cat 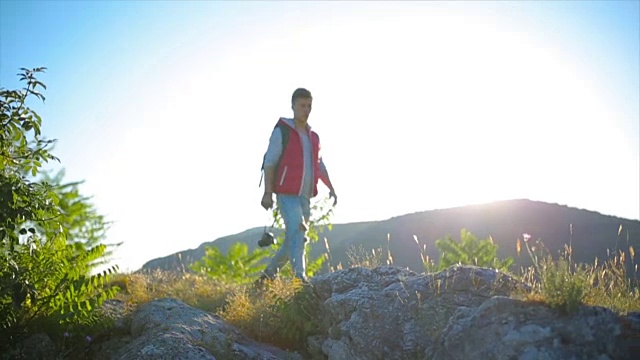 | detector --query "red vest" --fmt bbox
[274,118,322,197]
